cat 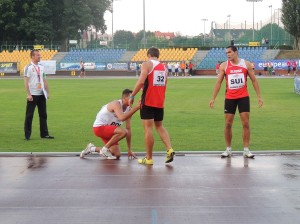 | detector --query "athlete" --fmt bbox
[80,89,140,159]
[79,60,85,78]
[129,47,175,165]
[209,45,263,158]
